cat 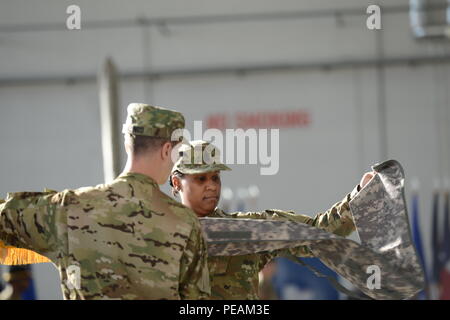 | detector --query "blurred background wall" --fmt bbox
[0,0,449,299]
